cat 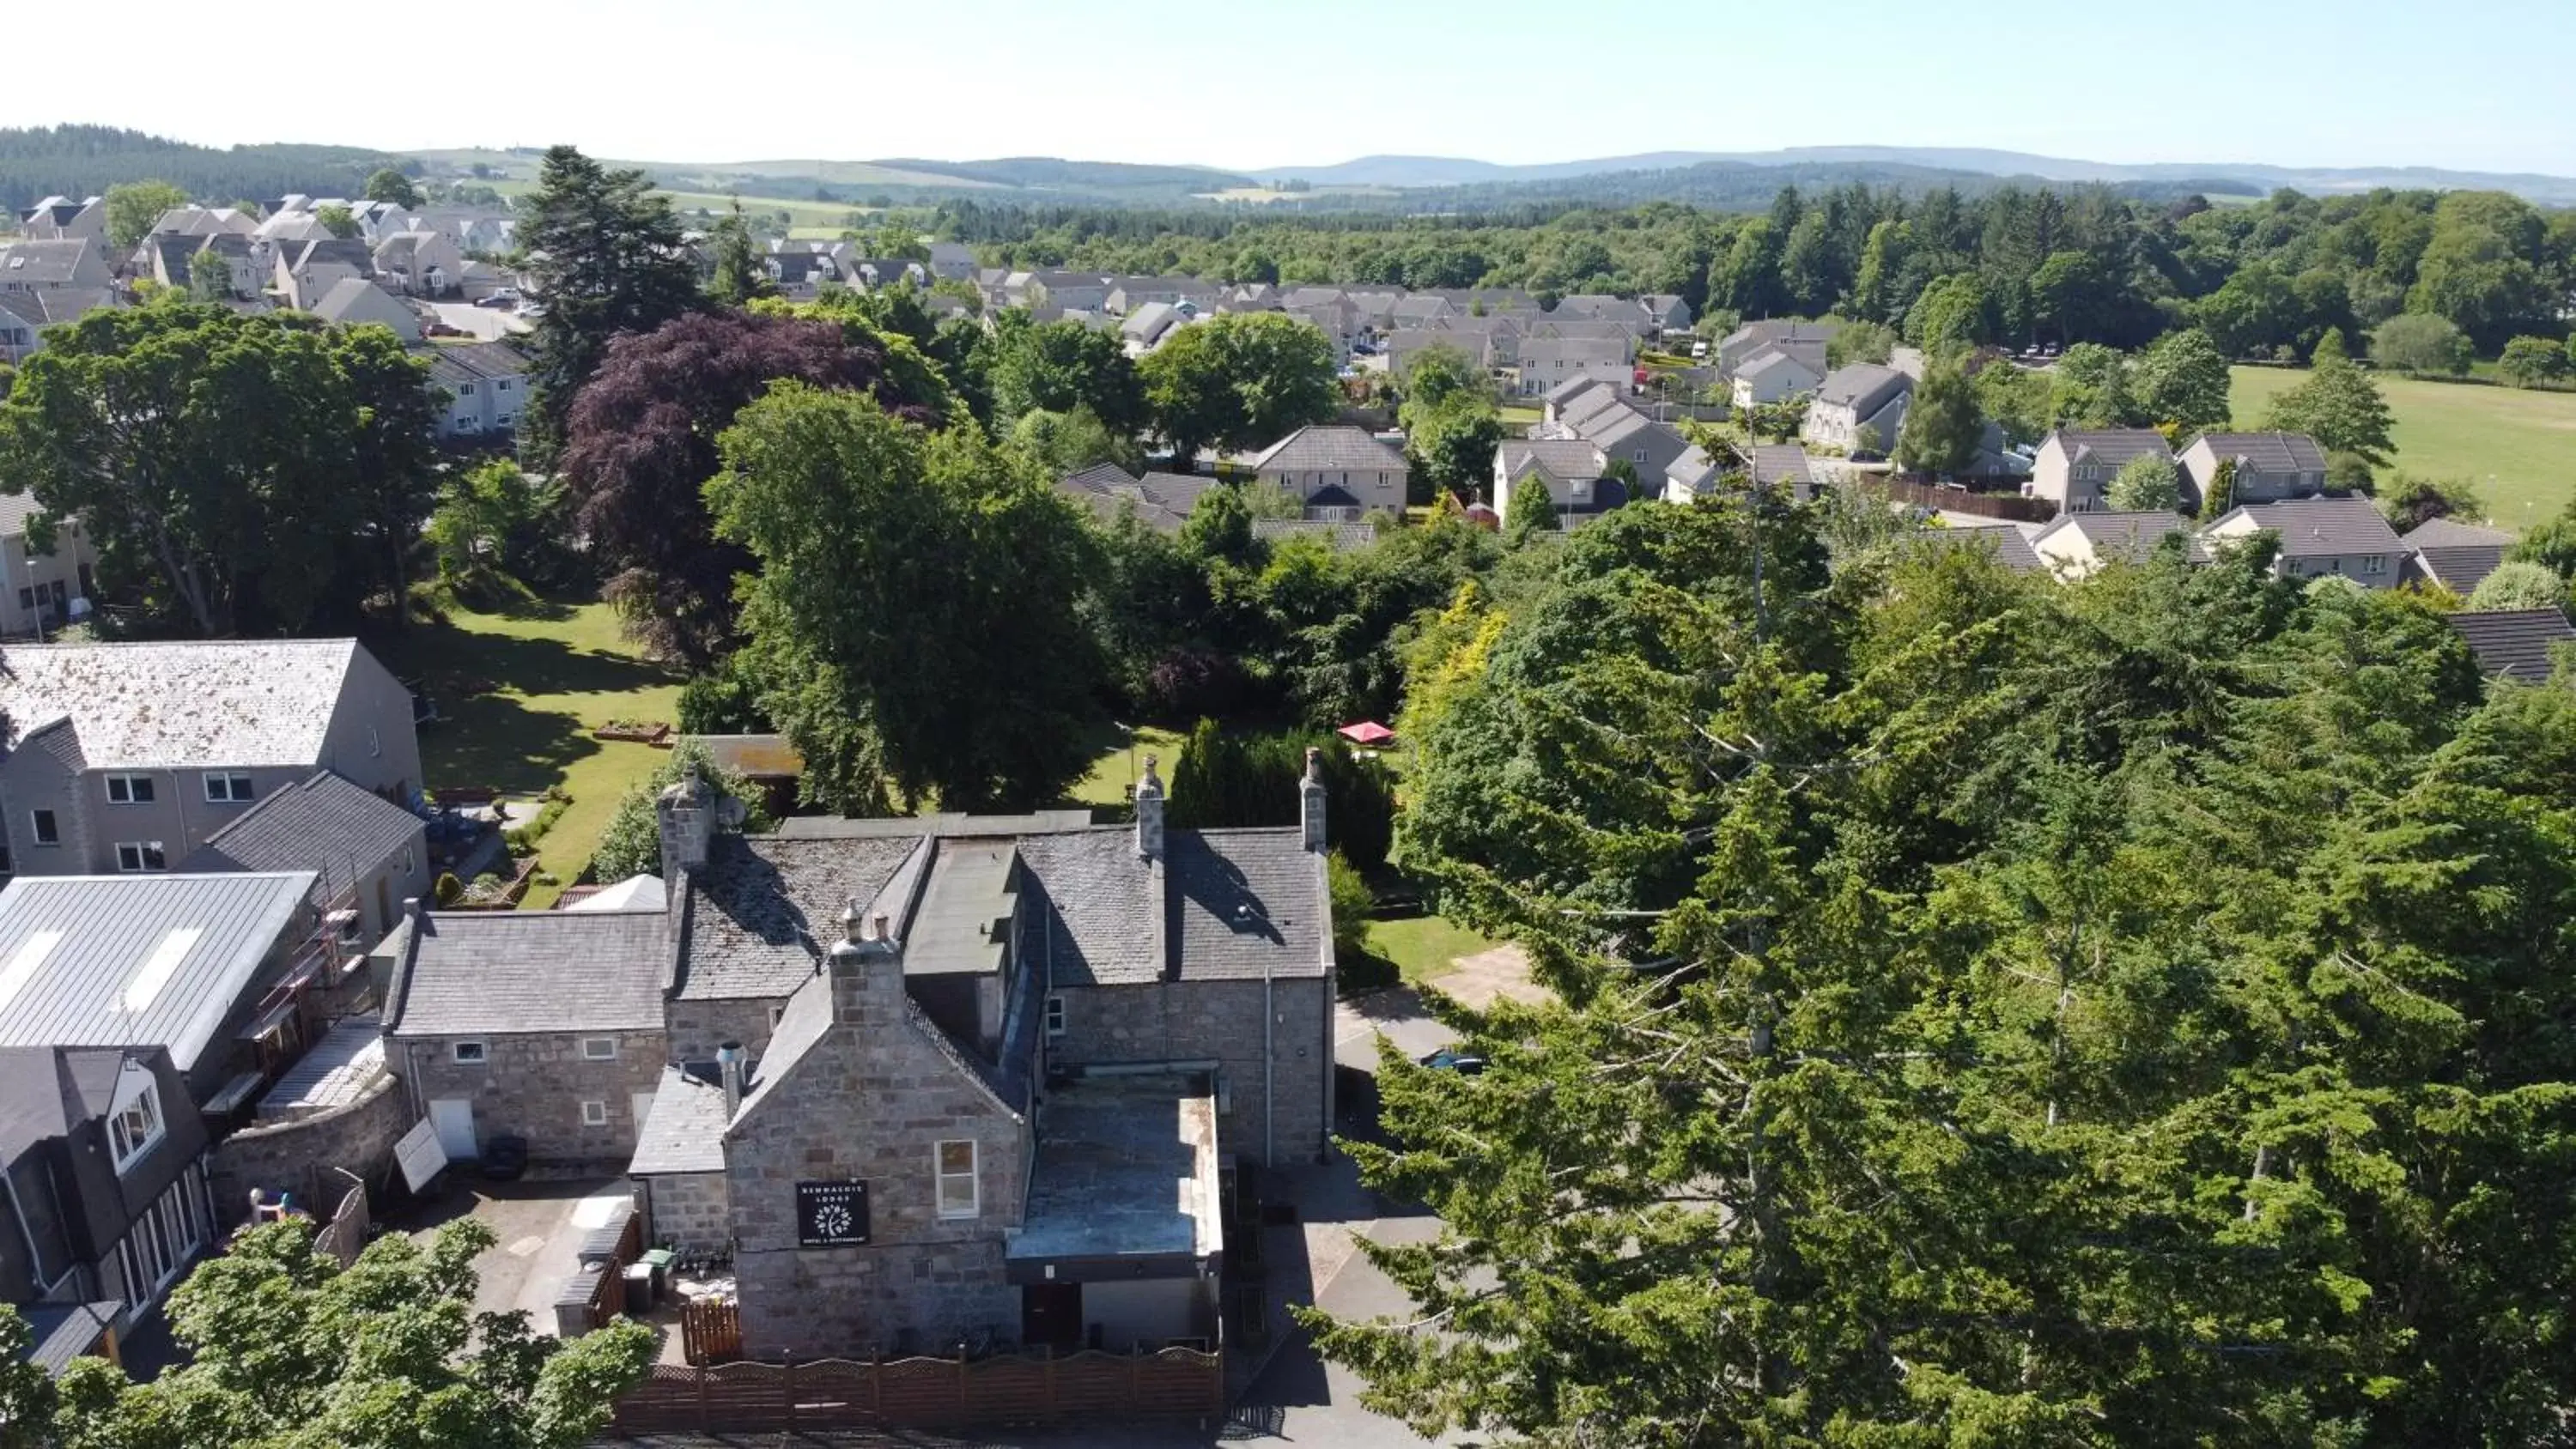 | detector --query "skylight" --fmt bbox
[0,930,64,1013]
[122,927,204,1014]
